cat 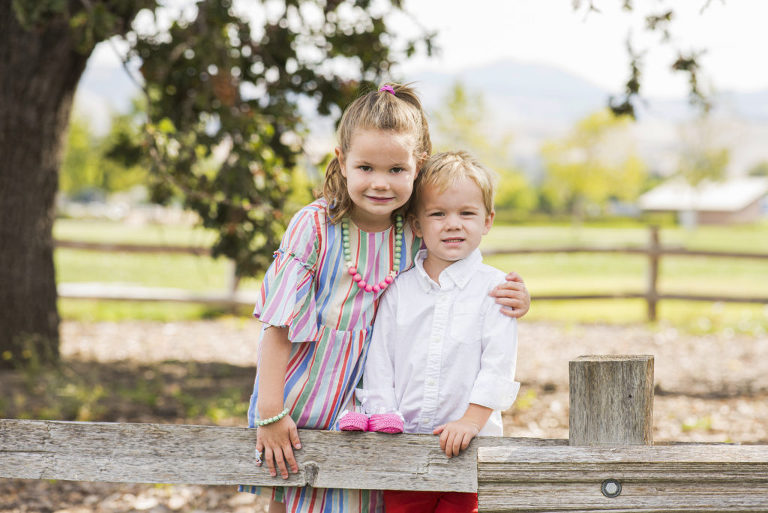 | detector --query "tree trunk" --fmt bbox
[0,6,91,368]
